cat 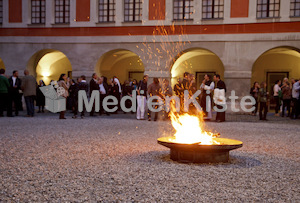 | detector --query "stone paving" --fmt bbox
[0,111,299,202]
